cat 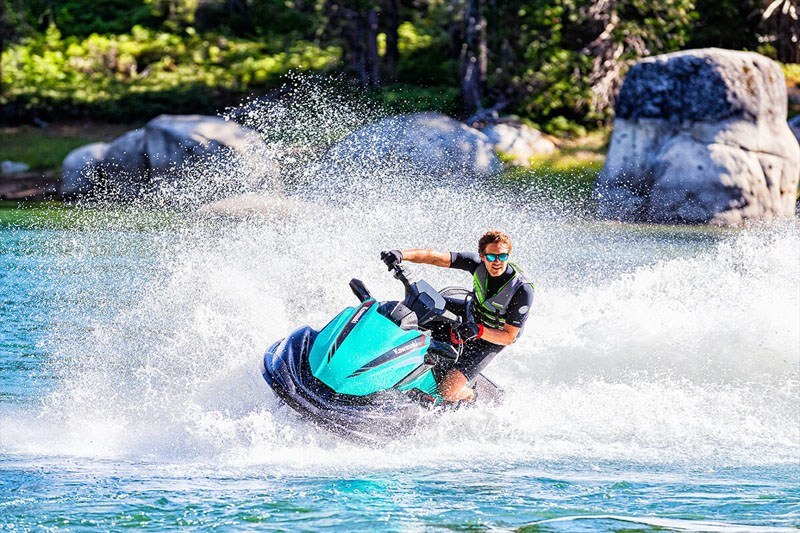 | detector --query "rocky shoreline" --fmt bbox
[3,48,799,226]
[0,172,59,201]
